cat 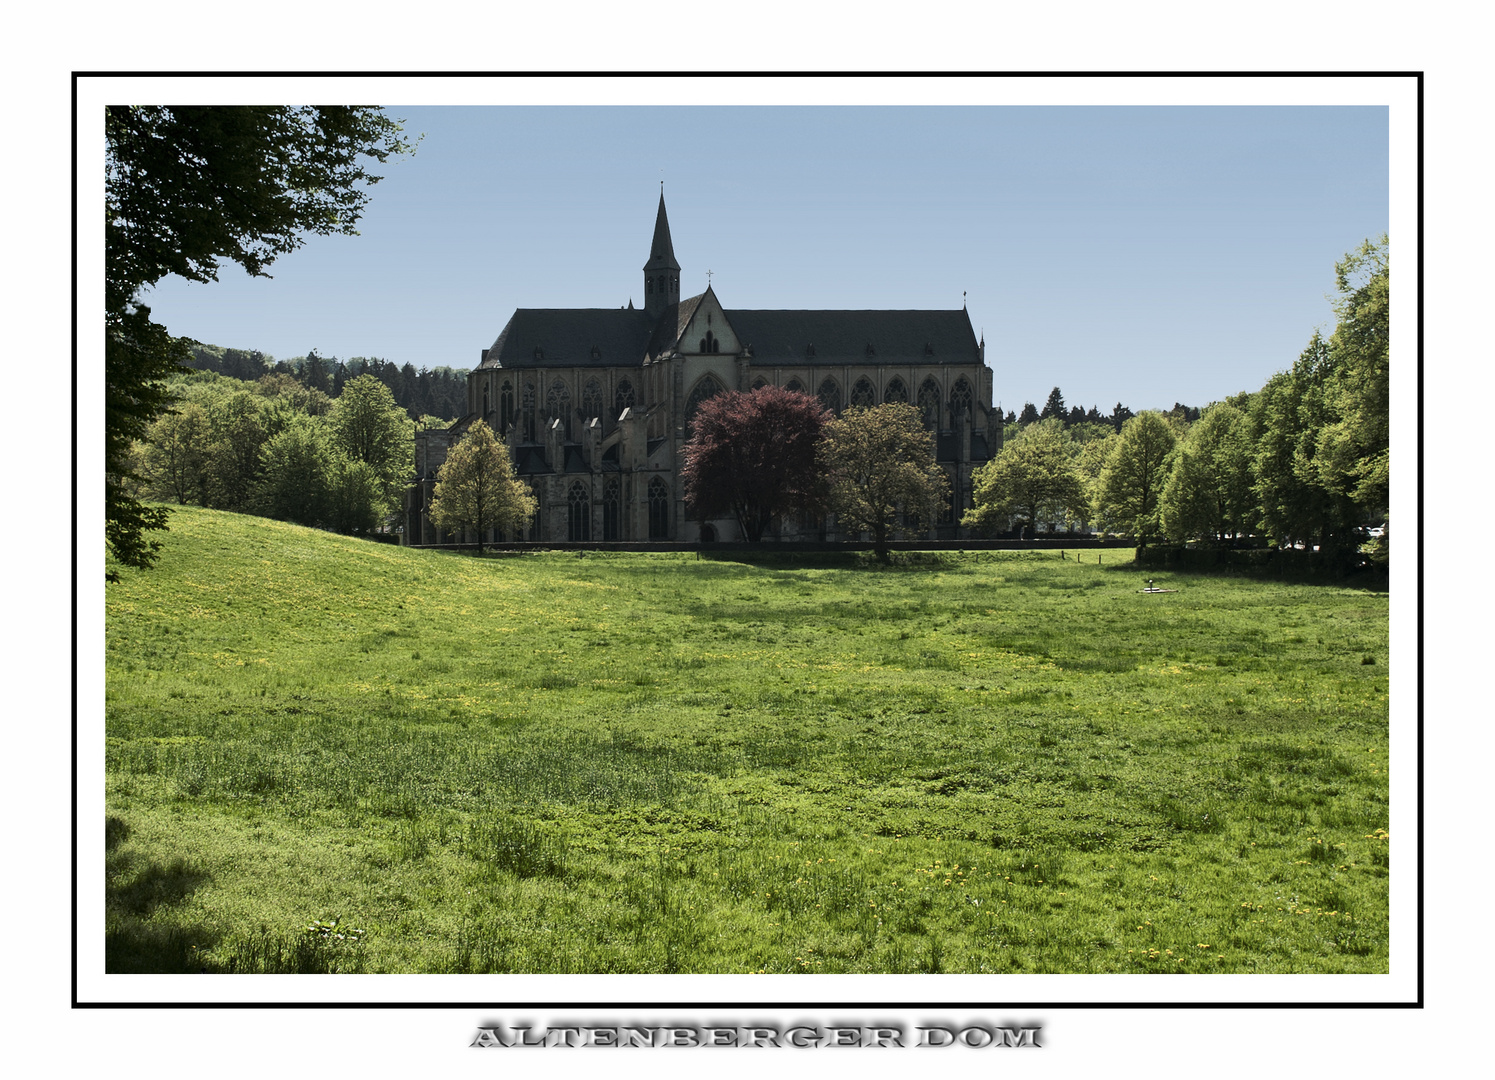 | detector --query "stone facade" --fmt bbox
[404,194,998,545]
